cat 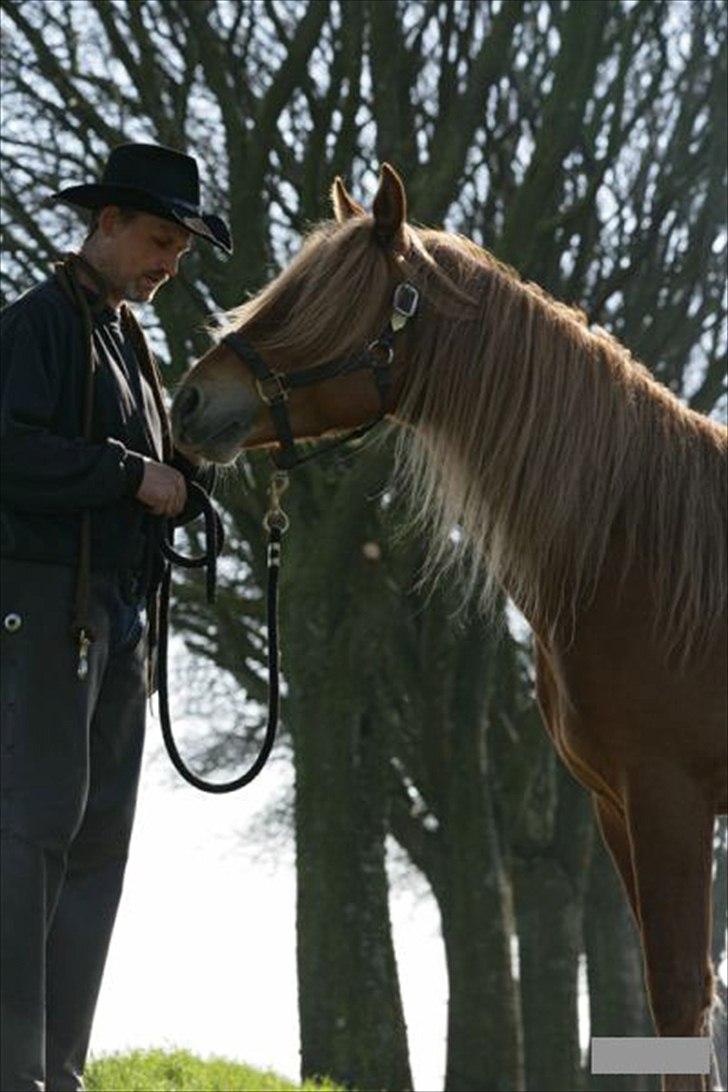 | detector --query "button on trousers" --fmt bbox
[1,559,147,1092]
